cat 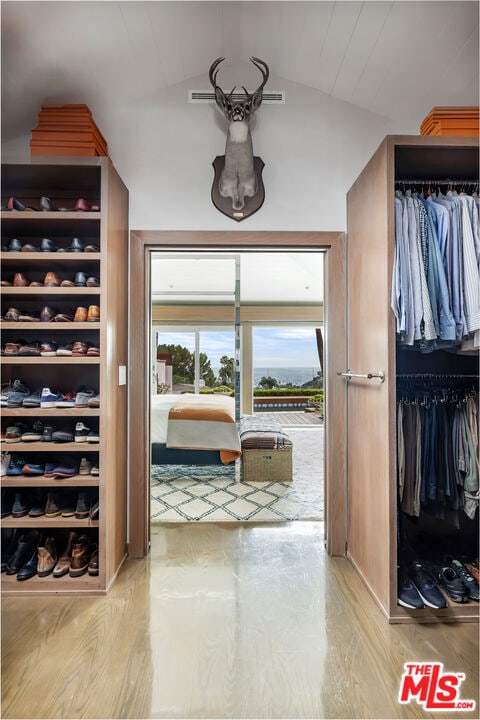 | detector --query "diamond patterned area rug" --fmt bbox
[151,426,323,522]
